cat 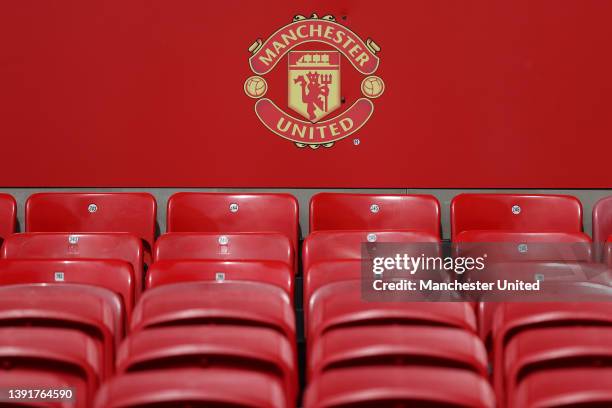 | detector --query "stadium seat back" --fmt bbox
[1,232,144,295]
[451,194,583,238]
[0,370,88,407]
[153,232,294,268]
[131,281,296,343]
[304,366,495,408]
[303,230,441,273]
[26,192,156,254]
[453,231,593,262]
[167,192,299,255]
[304,260,363,313]
[117,326,296,406]
[309,193,440,236]
[504,327,612,407]
[474,262,612,343]
[593,196,612,258]
[0,327,103,404]
[308,325,488,381]
[93,368,287,408]
[307,280,476,340]
[0,259,136,319]
[0,193,16,242]
[0,284,125,376]
[146,260,293,299]
[303,260,452,327]
[514,367,612,408]
[492,302,612,405]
